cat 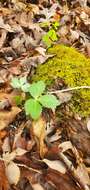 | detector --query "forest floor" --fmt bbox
[0,0,90,190]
